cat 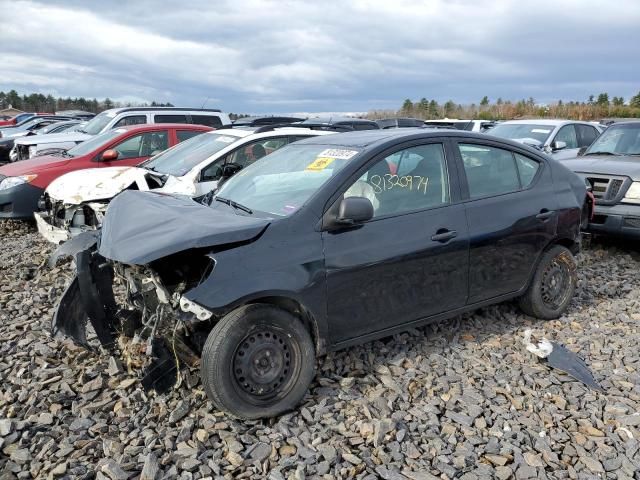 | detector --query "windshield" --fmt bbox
[142,132,241,176]
[489,123,554,144]
[65,129,124,157]
[585,123,640,155]
[215,144,360,217]
[81,111,114,135]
